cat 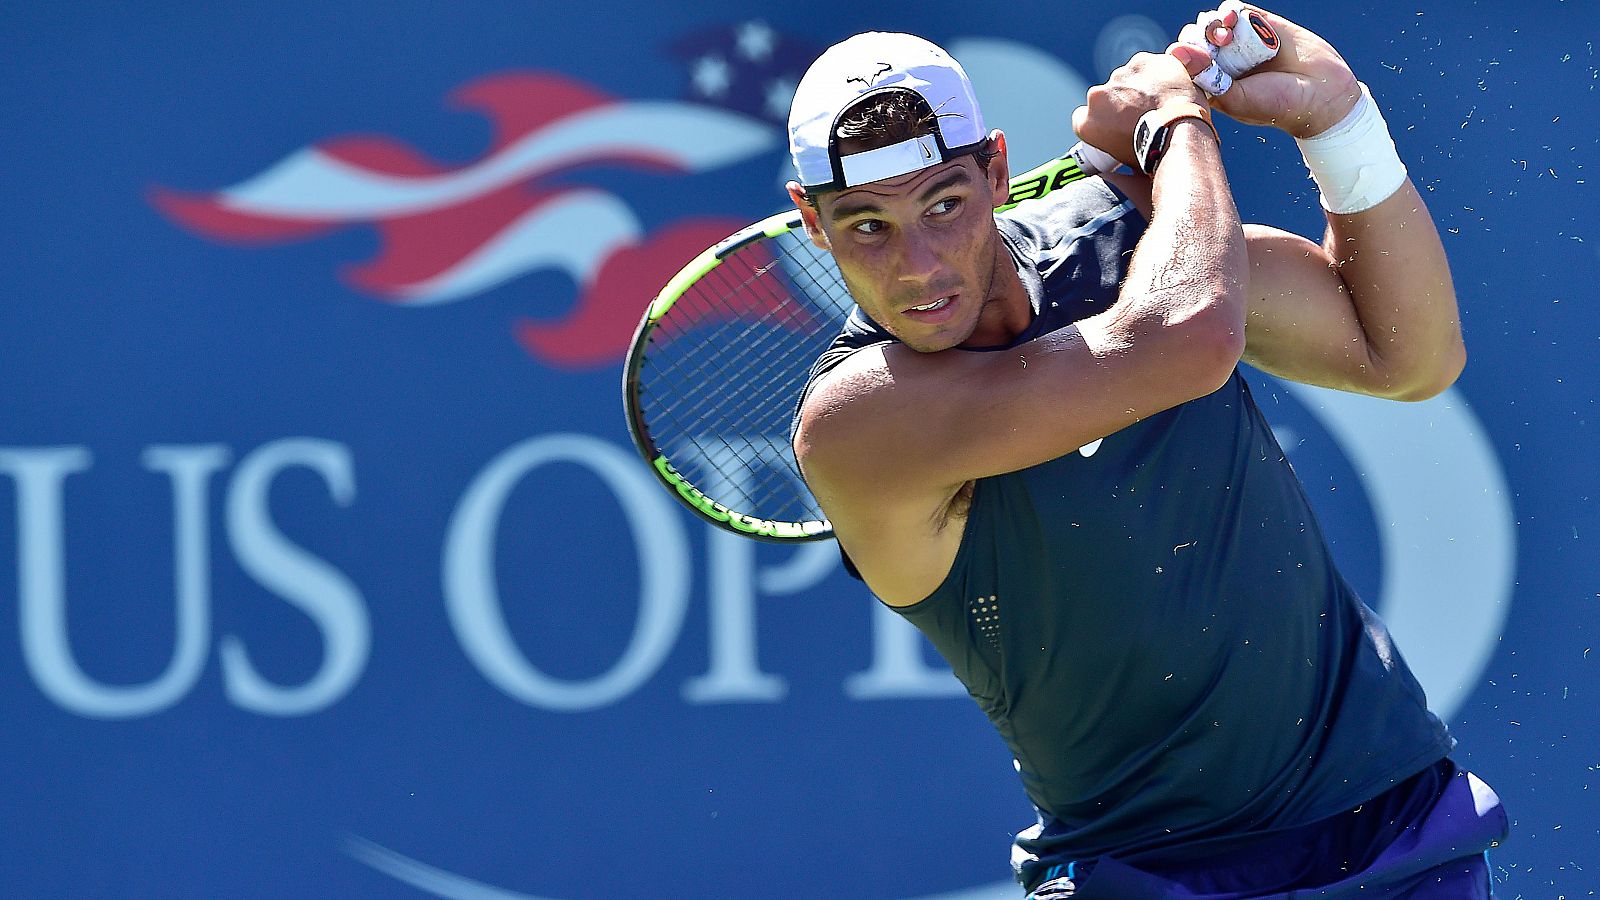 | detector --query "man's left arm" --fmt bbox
[1241,183,1463,401]
[1176,6,1466,400]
